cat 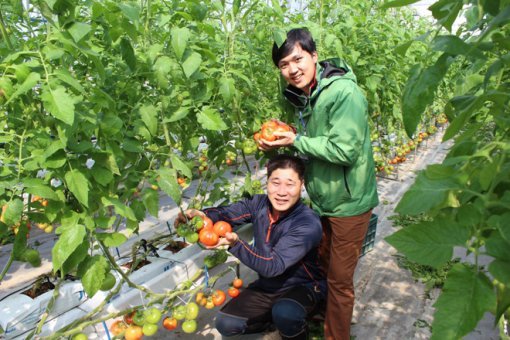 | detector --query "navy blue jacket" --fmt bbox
[204,194,325,293]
